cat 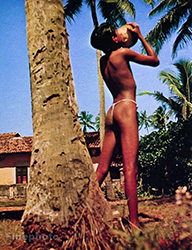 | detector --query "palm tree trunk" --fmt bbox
[186,77,191,117]
[96,50,105,146]
[91,0,116,201]
[22,0,113,248]
[182,101,187,120]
